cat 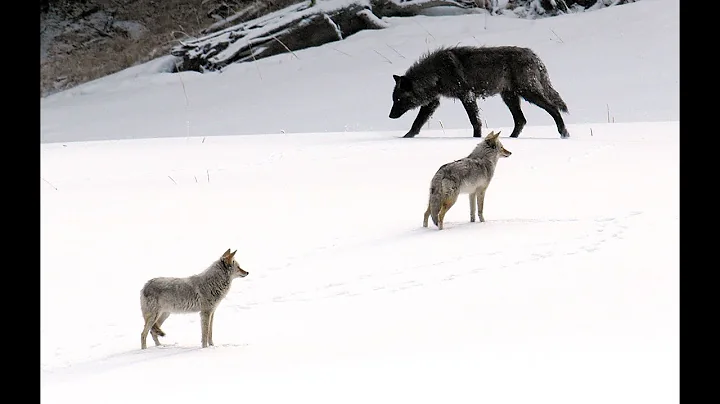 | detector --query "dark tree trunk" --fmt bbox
[170,0,629,73]
[171,0,478,72]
